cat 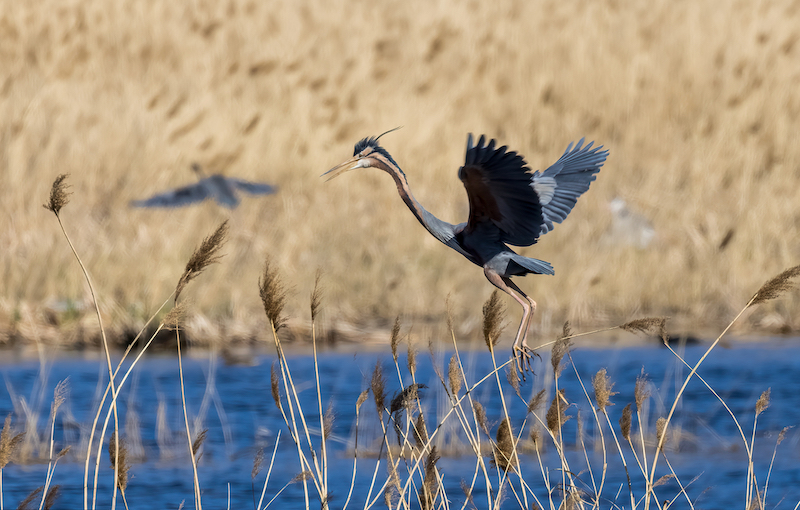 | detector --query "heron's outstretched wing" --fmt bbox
[130,183,211,208]
[229,179,277,195]
[458,134,544,246]
[532,138,609,236]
